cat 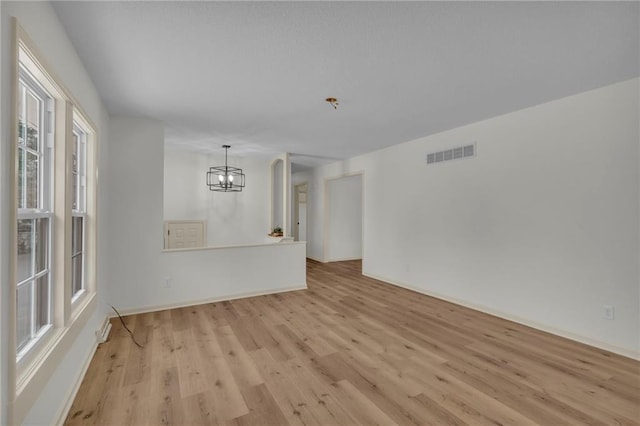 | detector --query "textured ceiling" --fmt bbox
[52,1,639,170]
